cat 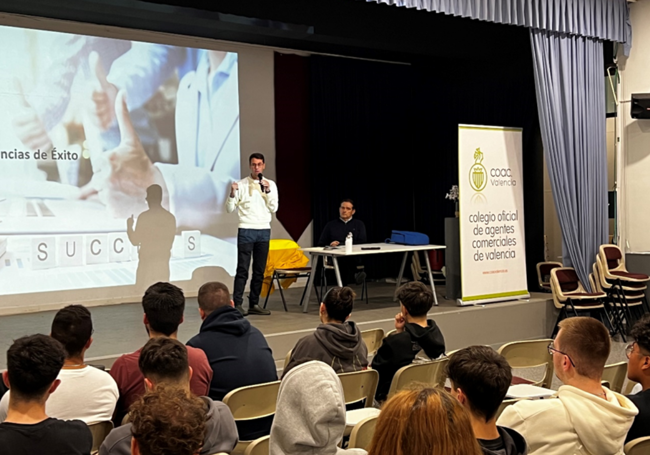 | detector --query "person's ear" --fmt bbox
[144,378,154,391]
[199,308,206,320]
[400,304,409,317]
[351,208,356,216]
[180,315,184,325]
[131,436,140,455]
[143,314,149,326]
[319,303,326,316]
[188,366,194,381]
[229,300,235,308]
[642,356,650,371]
[49,379,61,395]
[345,313,351,321]
[2,371,10,389]
[86,337,93,350]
